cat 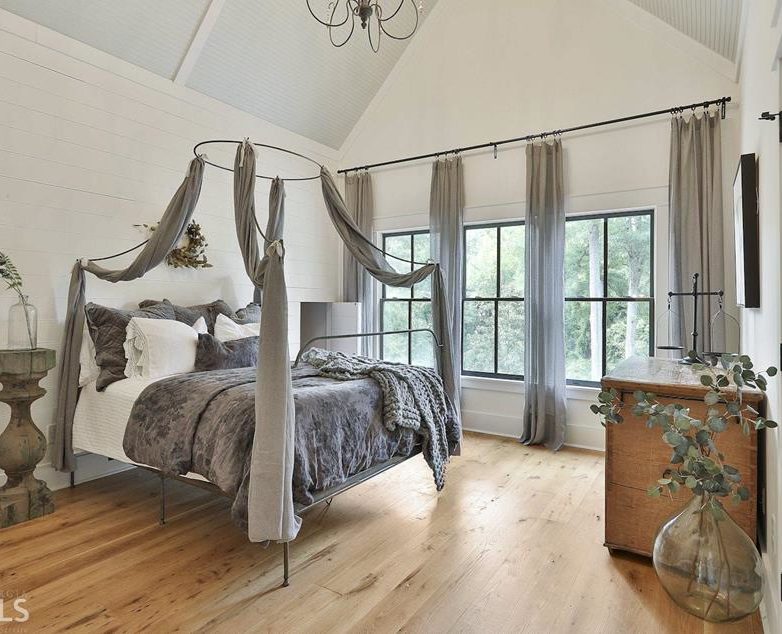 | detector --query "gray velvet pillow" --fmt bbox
[195,334,258,371]
[234,302,261,324]
[85,301,175,390]
[138,299,259,332]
